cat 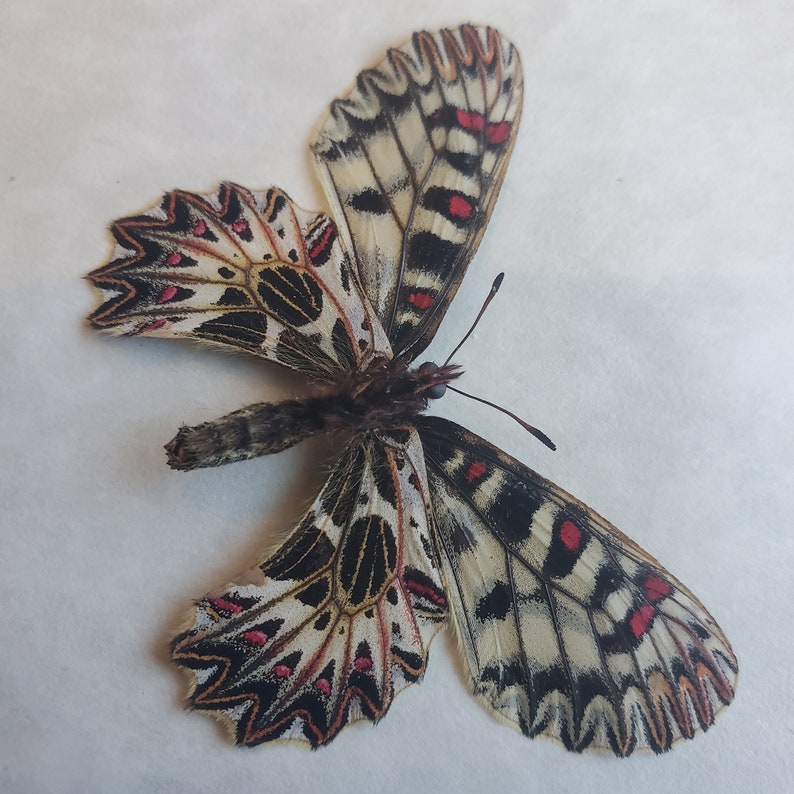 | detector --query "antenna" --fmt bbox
[442,272,556,451]
[447,385,557,451]
[443,272,504,367]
